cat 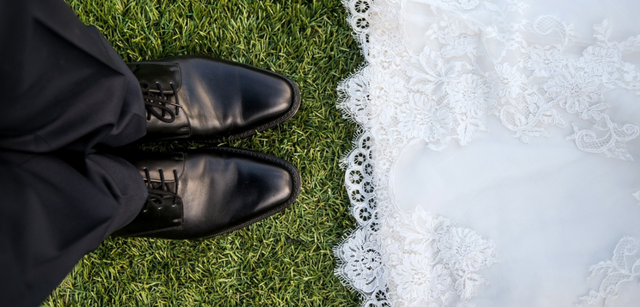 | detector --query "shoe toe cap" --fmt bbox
[237,67,297,126]
[180,58,300,139]
[180,150,299,238]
